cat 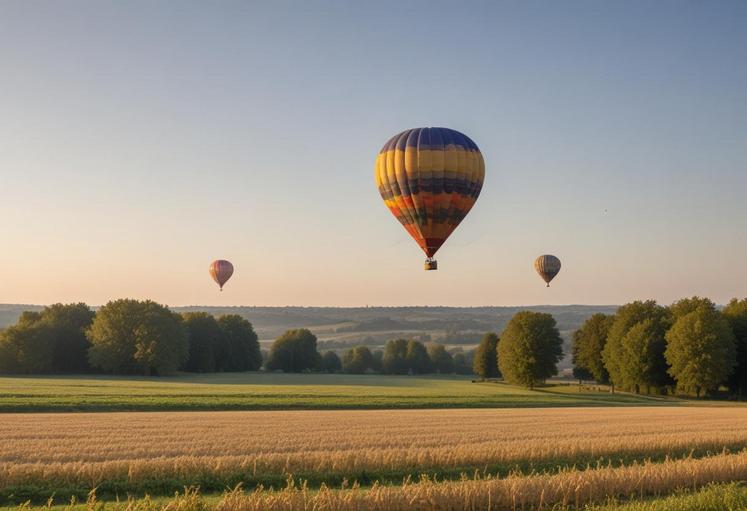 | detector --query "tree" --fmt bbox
[41,303,95,373]
[132,303,189,375]
[181,313,223,373]
[572,314,613,384]
[427,343,454,374]
[498,312,563,389]
[371,350,384,373]
[321,350,342,373]
[602,300,672,394]
[665,304,736,398]
[669,296,716,320]
[723,298,747,397]
[217,315,261,371]
[265,329,321,373]
[88,299,187,375]
[473,332,500,379]
[452,349,474,375]
[382,339,409,375]
[0,321,54,373]
[342,346,374,374]
[405,340,431,374]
